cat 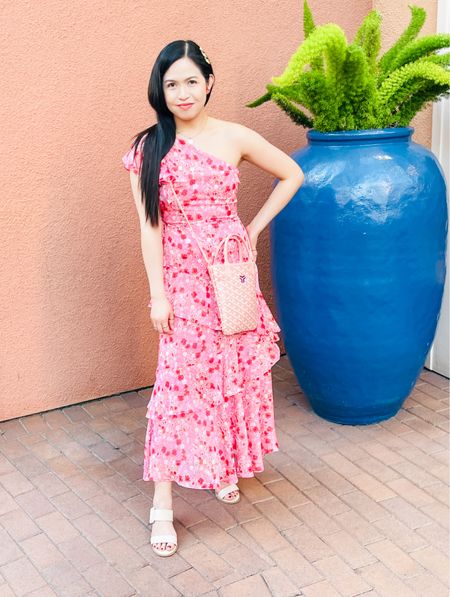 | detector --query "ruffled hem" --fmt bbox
[146,313,280,418]
[143,445,280,490]
[143,368,280,490]
[142,311,281,490]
